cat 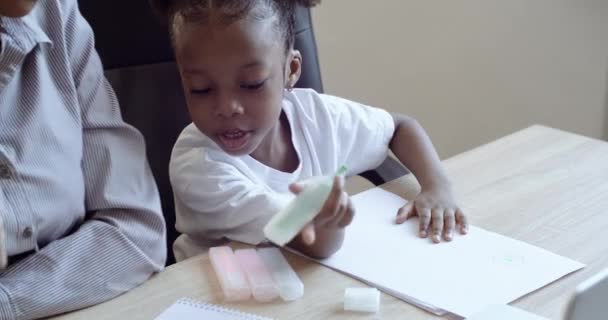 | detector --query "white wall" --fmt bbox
[311,0,608,158]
